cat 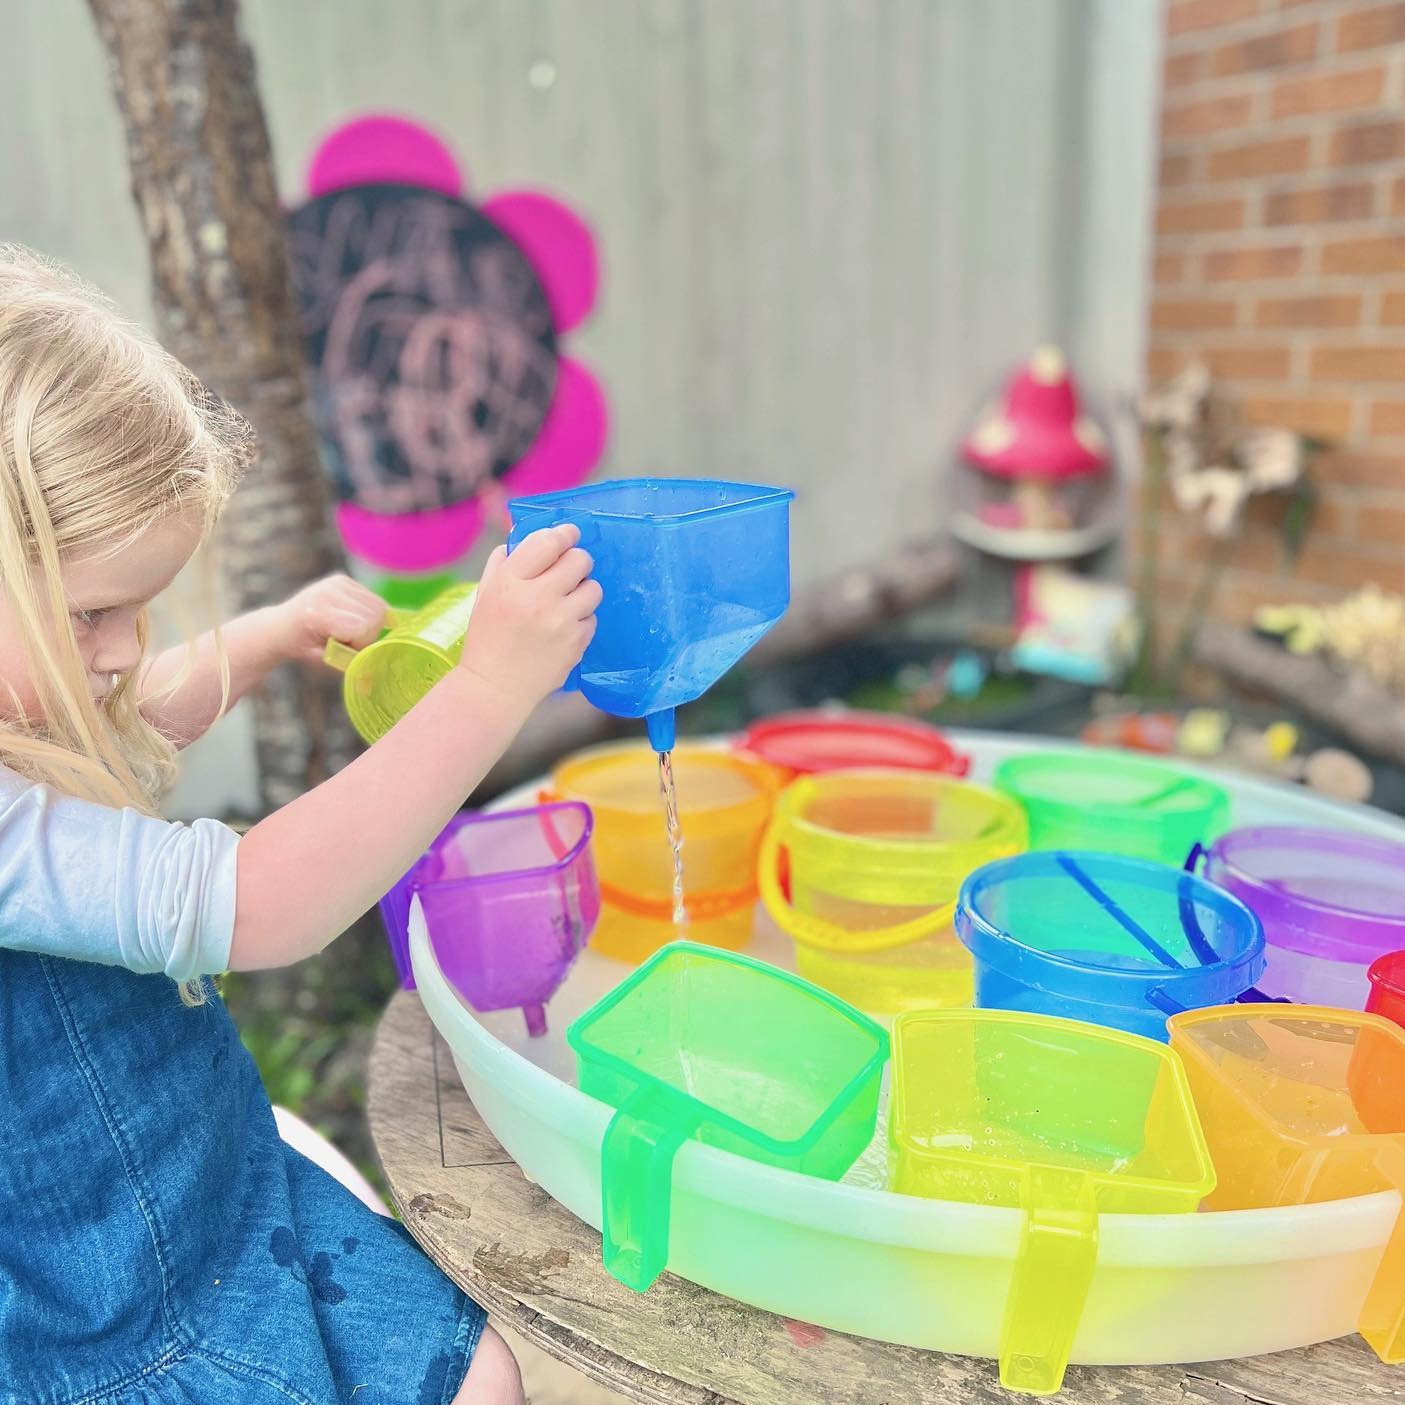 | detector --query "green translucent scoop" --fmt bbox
[569,941,888,1292]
